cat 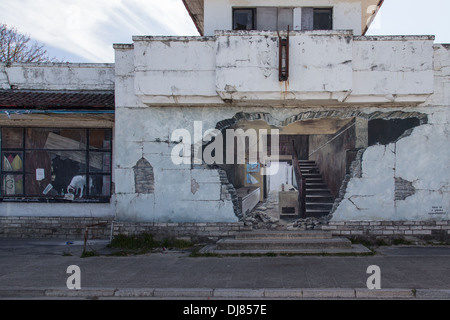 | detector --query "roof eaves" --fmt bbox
[182,0,204,36]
